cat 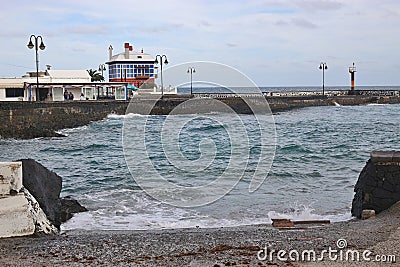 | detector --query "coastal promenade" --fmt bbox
[1,93,400,139]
